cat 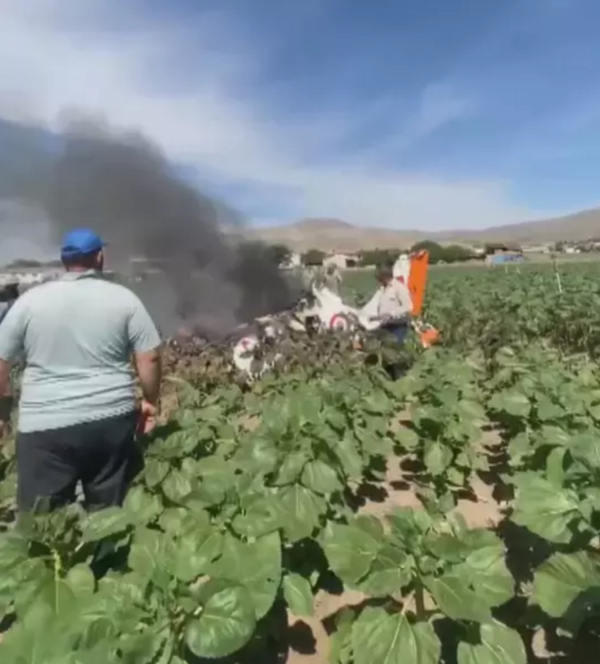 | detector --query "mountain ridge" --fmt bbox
[245,208,600,252]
